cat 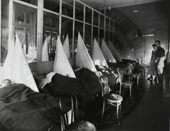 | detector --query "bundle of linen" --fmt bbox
[0,84,69,131]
